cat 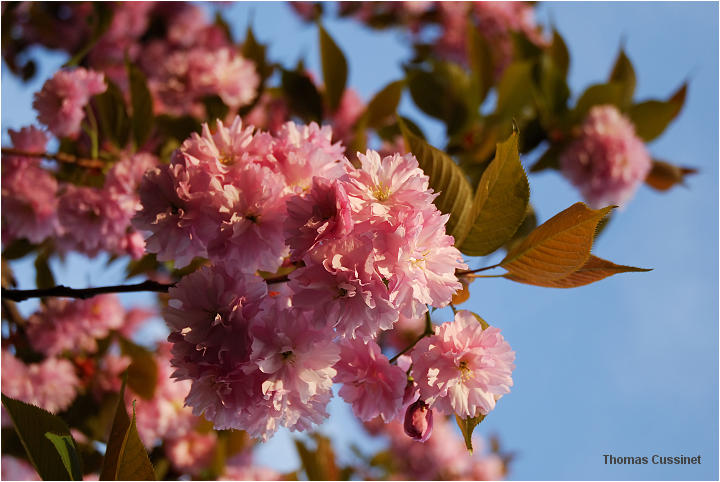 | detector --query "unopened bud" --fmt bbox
[404,400,433,442]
